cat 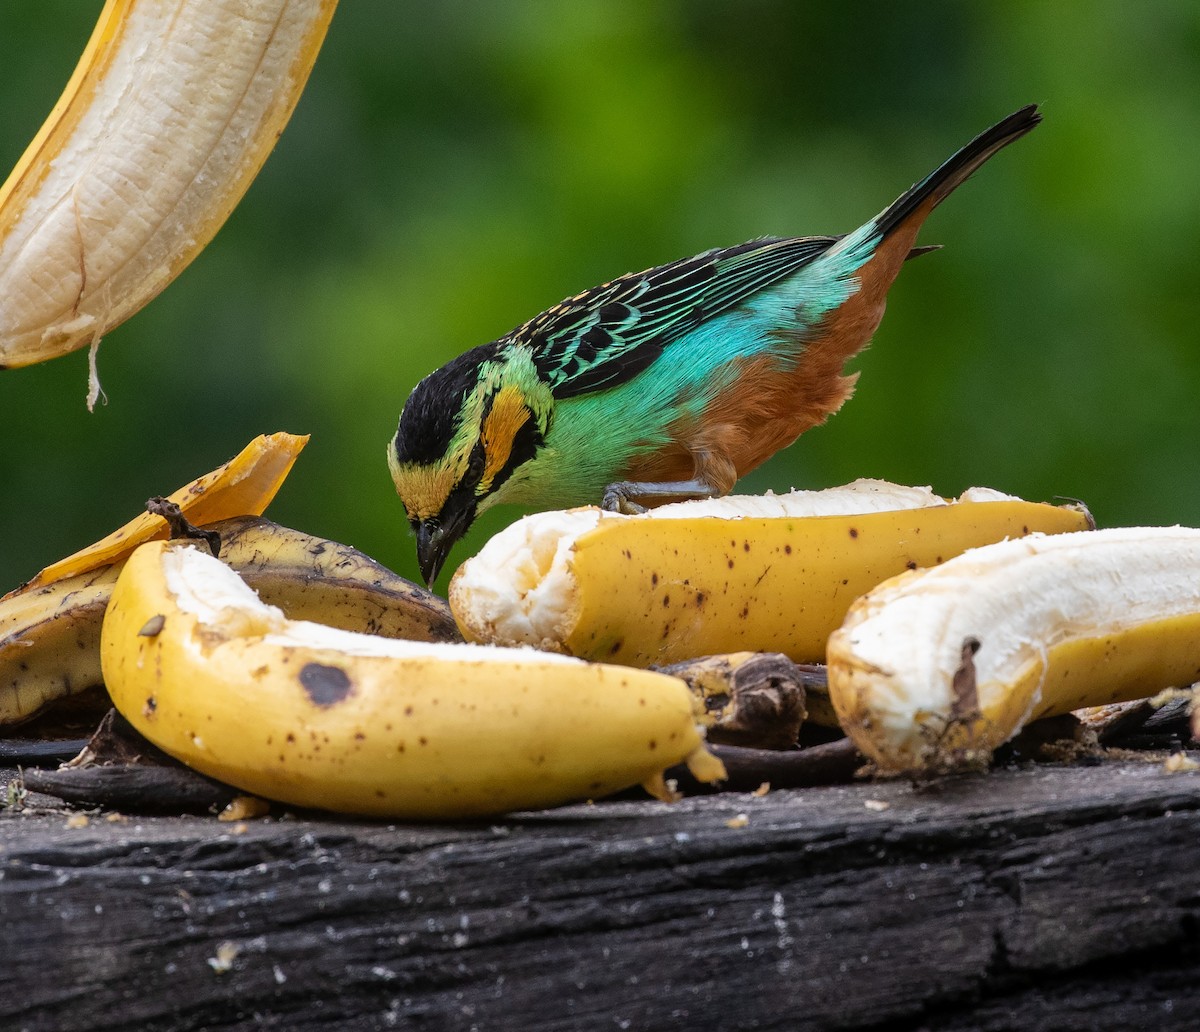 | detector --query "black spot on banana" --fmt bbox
[298,663,354,708]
